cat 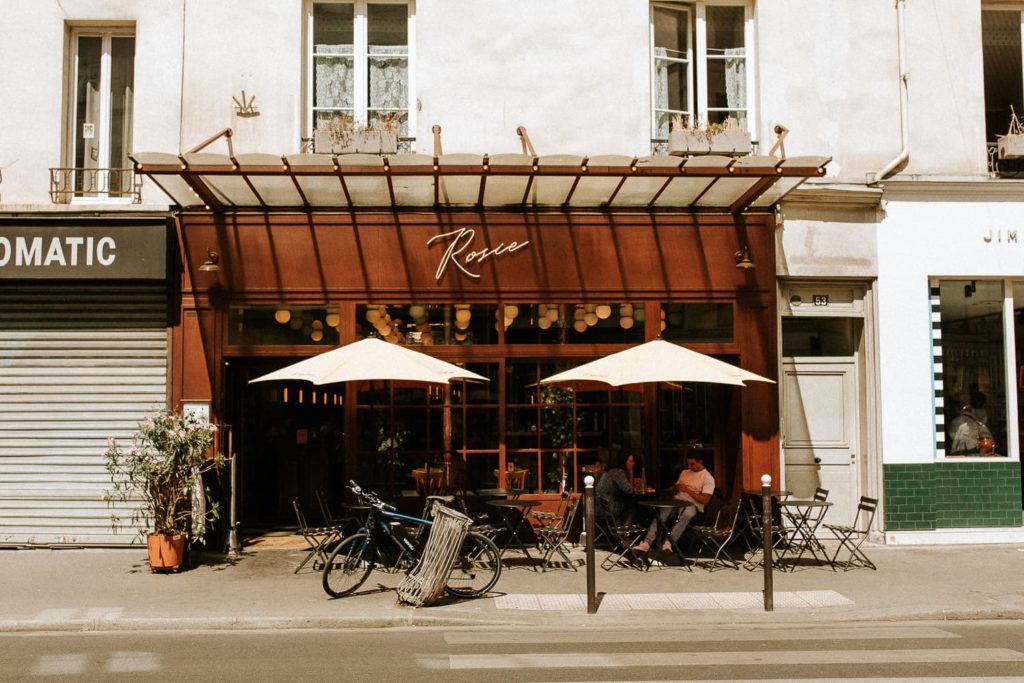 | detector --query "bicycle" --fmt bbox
[321,481,501,599]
